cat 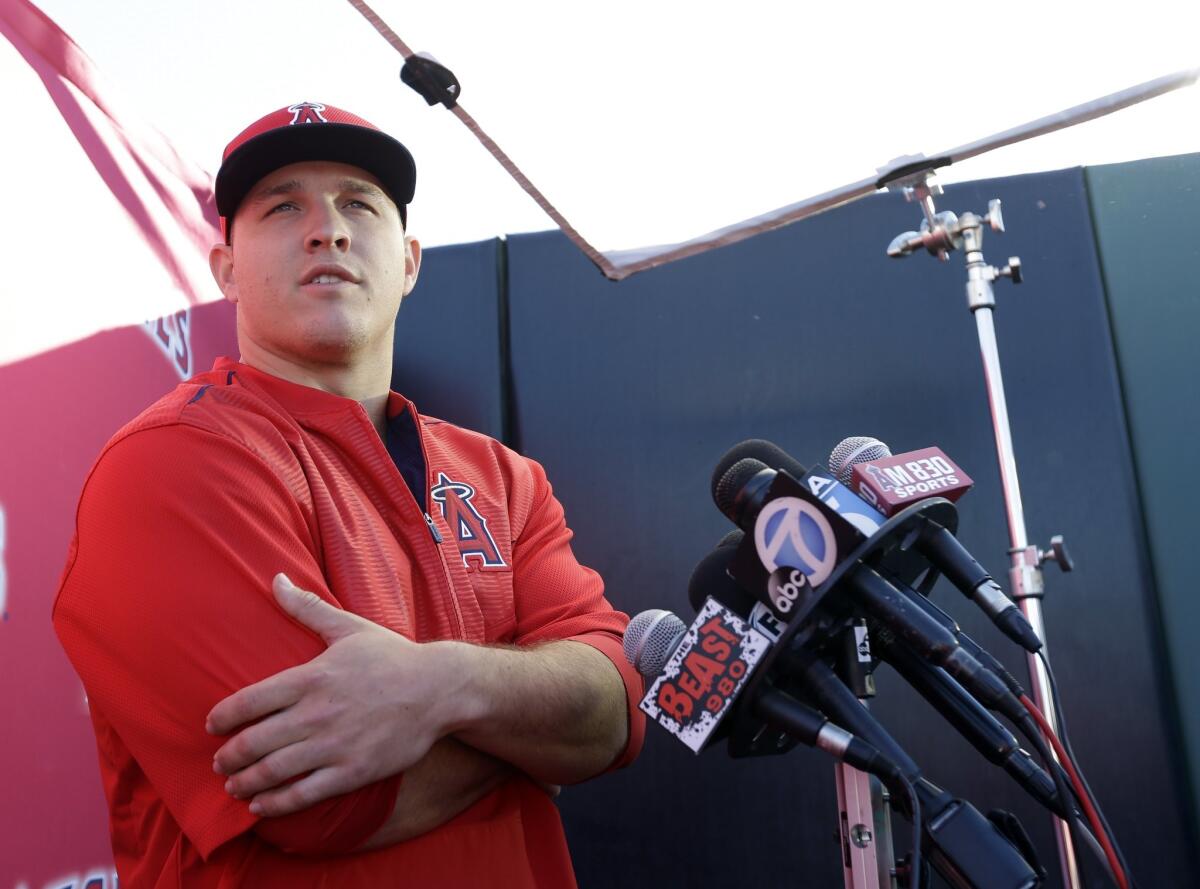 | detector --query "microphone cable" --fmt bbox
[1021,695,1125,889]
[1025,650,1135,889]
[1007,705,1098,886]
[895,774,922,889]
